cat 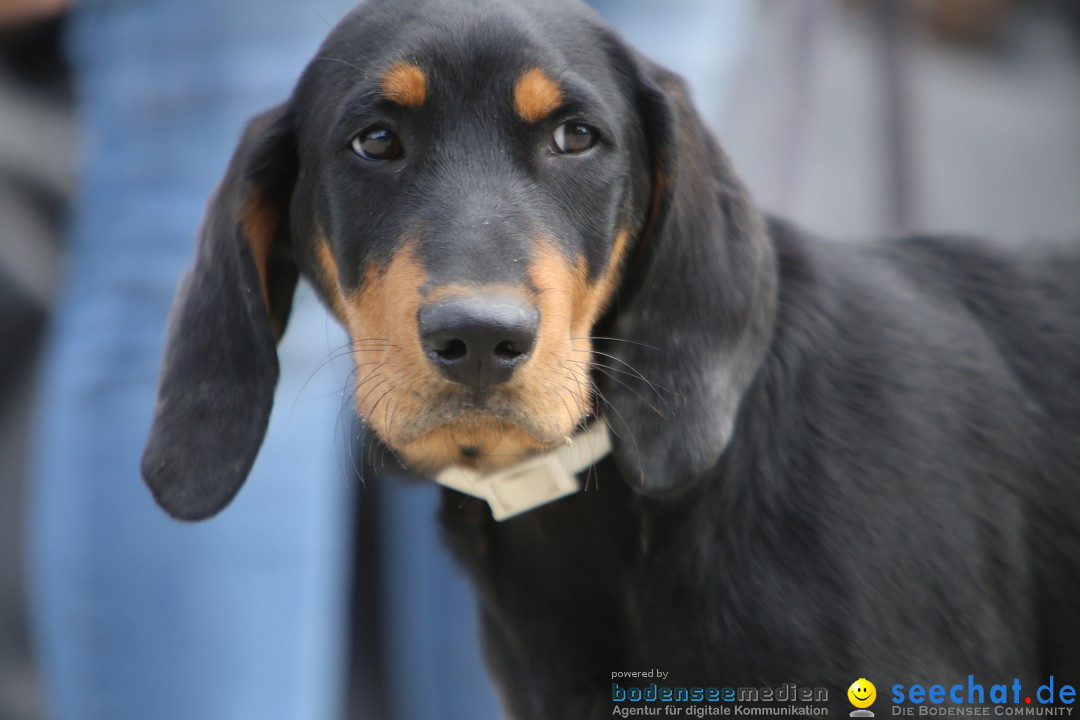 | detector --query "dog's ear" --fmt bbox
[598,55,778,495]
[141,104,300,520]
